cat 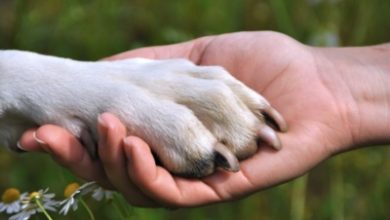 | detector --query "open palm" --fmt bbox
[20,31,355,207]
